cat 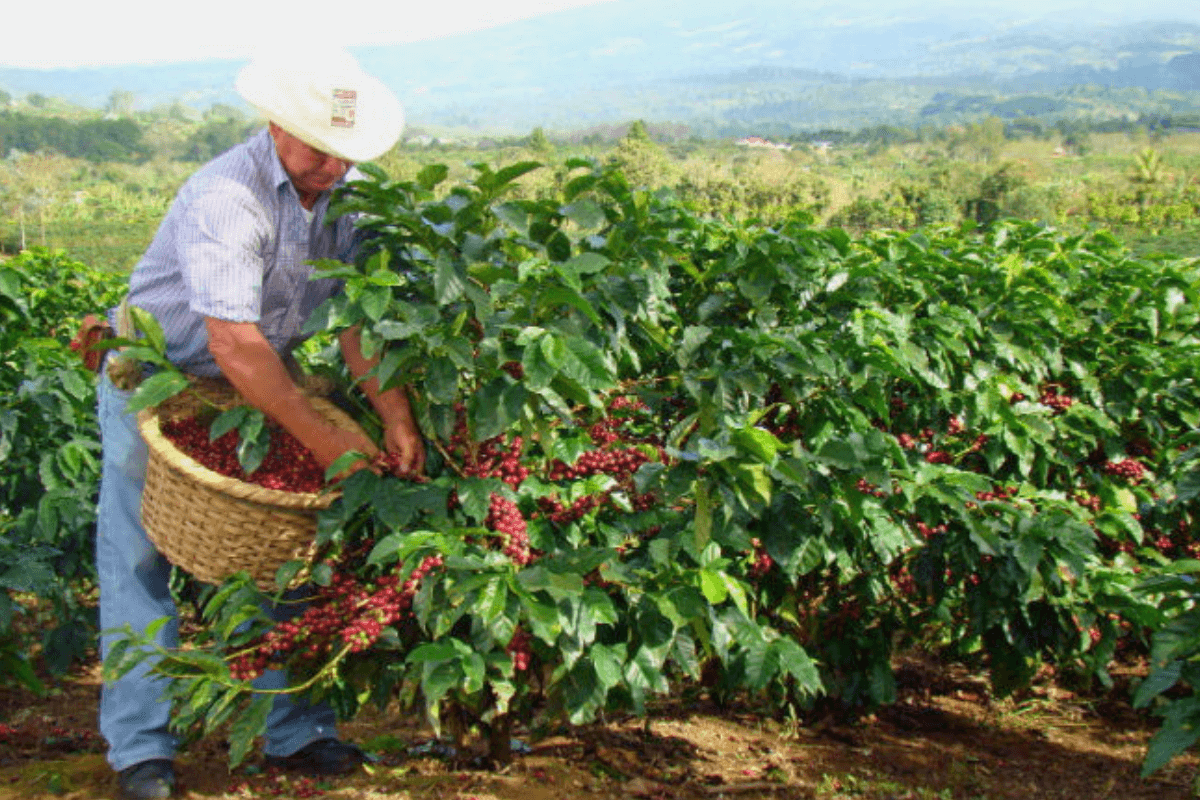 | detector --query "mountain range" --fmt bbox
[3,0,1200,136]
